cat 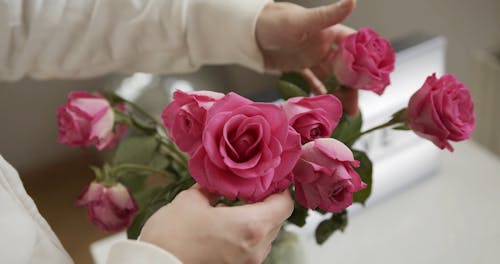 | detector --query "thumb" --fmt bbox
[184,184,220,206]
[302,0,356,32]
